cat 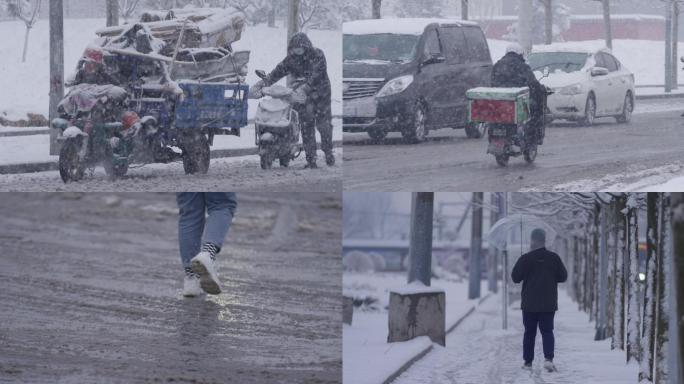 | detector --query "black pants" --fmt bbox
[522,311,555,363]
[297,101,333,164]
